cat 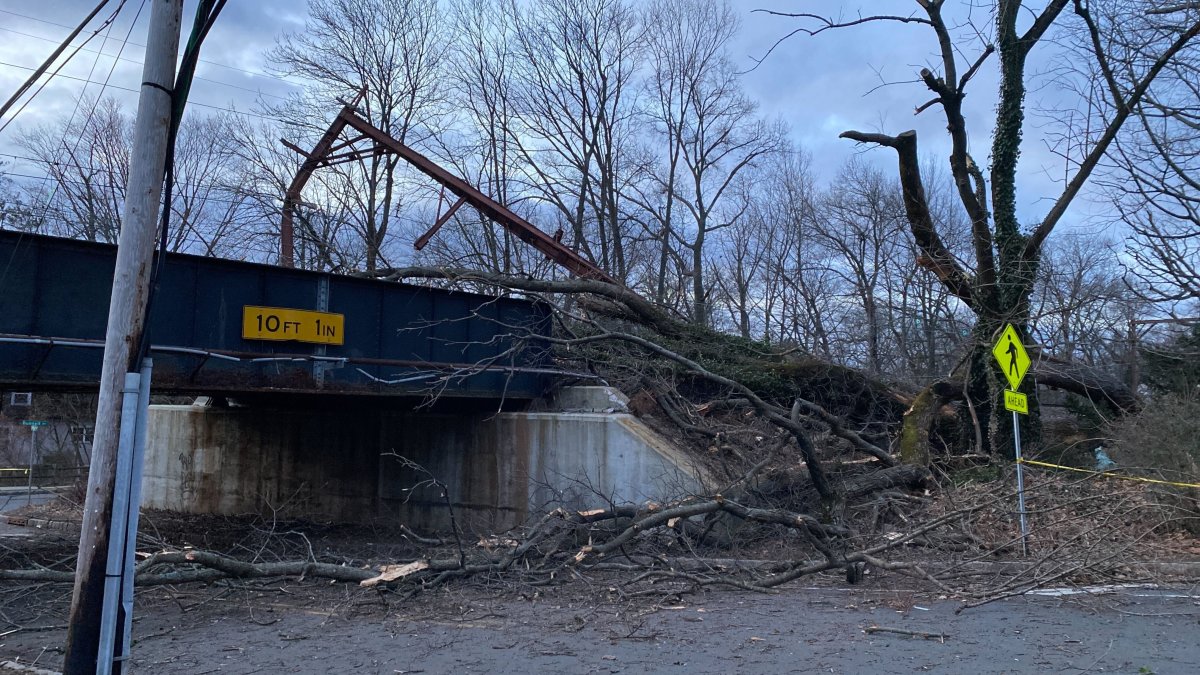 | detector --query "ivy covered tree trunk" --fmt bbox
[828,0,1198,458]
